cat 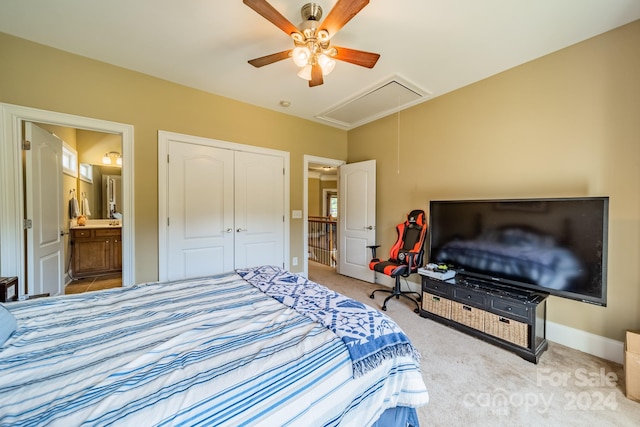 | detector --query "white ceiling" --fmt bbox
[1,0,639,129]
